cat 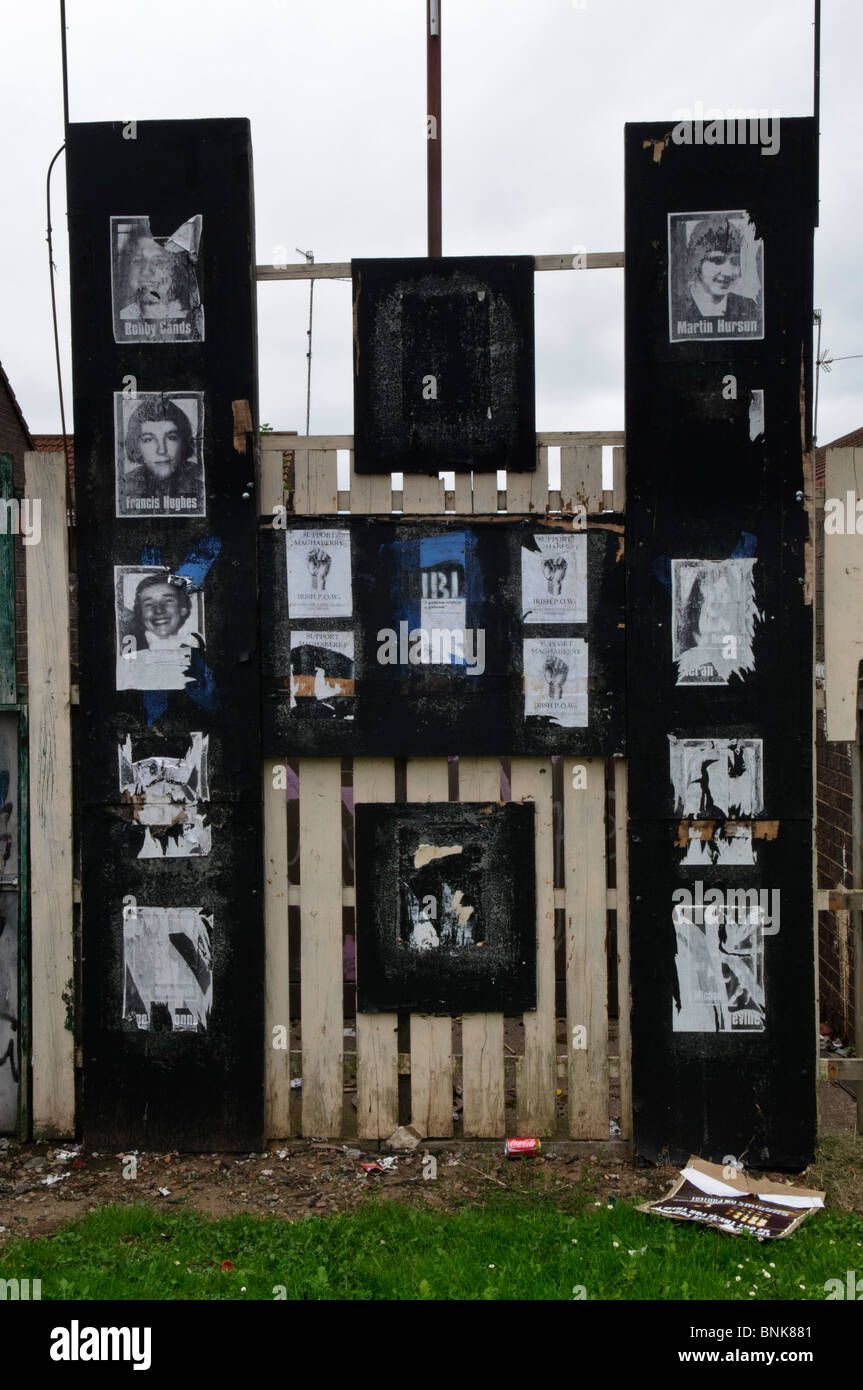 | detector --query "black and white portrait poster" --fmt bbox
[668,211,764,343]
[523,637,588,727]
[672,558,757,685]
[289,631,355,719]
[286,528,353,618]
[115,392,205,518]
[672,901,765,1033]
[110,215,204,344]
[669,736,764,819]
[122,906,213,1033]
[115,566,205,692]
[521,533,587,624]
[118,733,210,858]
